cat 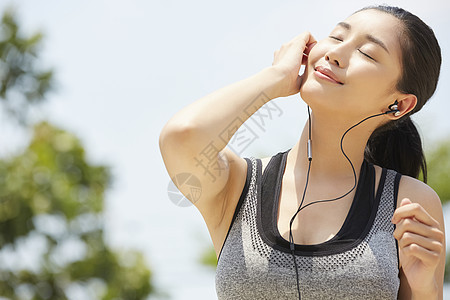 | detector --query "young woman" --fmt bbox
[159,5,445,299]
